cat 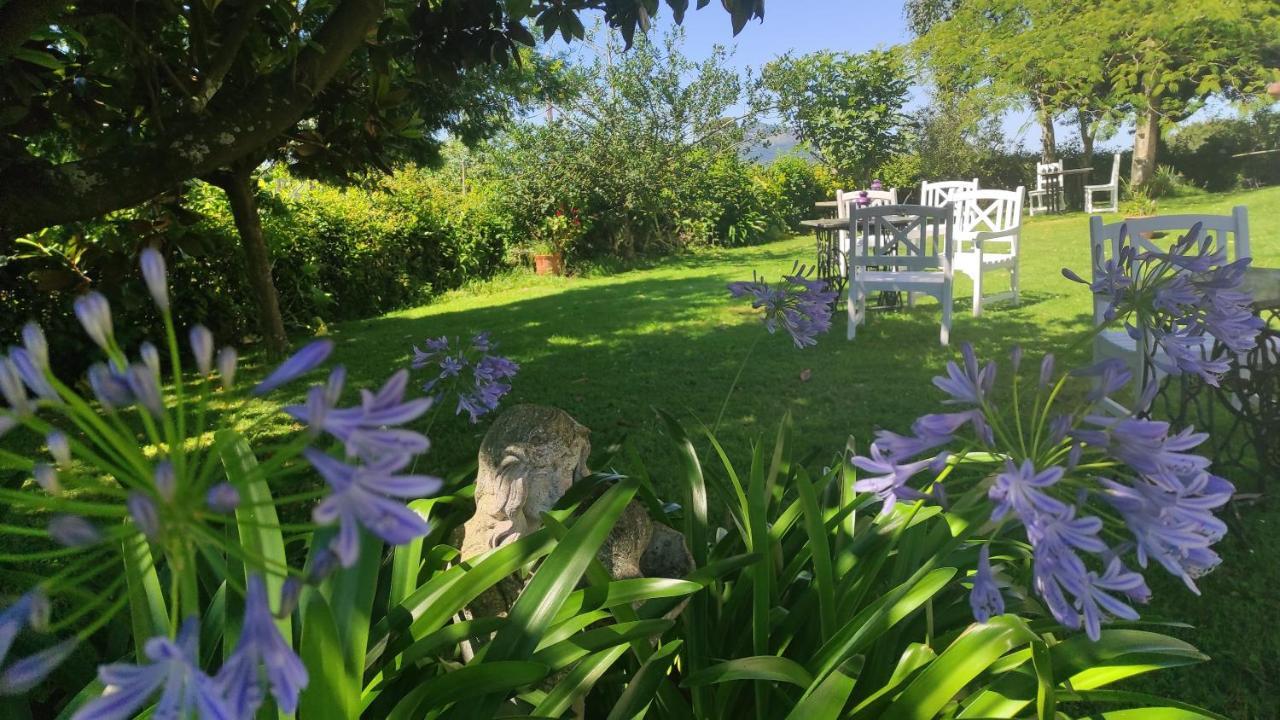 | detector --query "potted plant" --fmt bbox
[531,206,582,276]
[1121,181,1159,238]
